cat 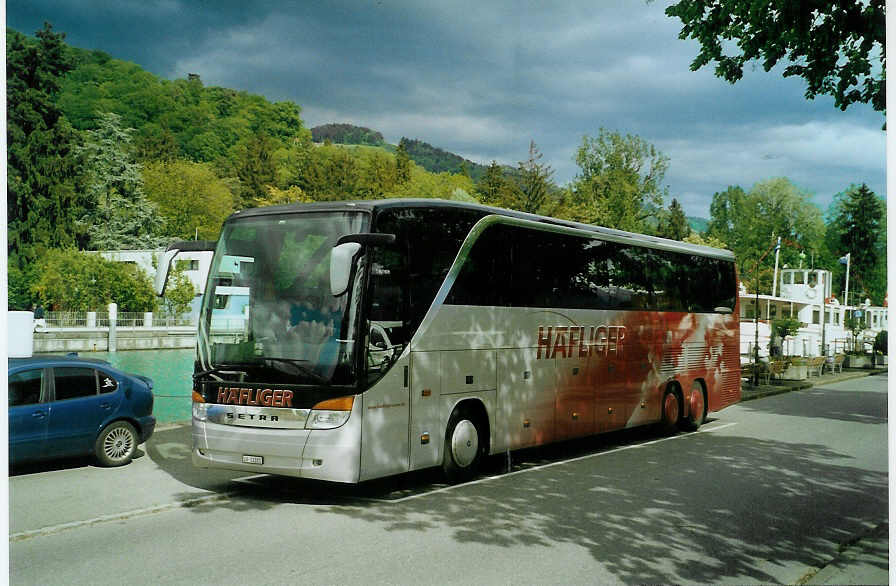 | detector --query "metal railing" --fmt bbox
[41,311,197,328]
